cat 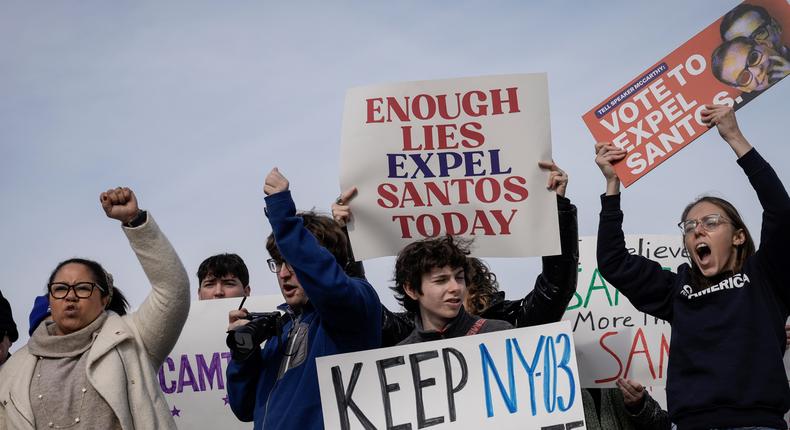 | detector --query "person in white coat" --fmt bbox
[0,187,190,430]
